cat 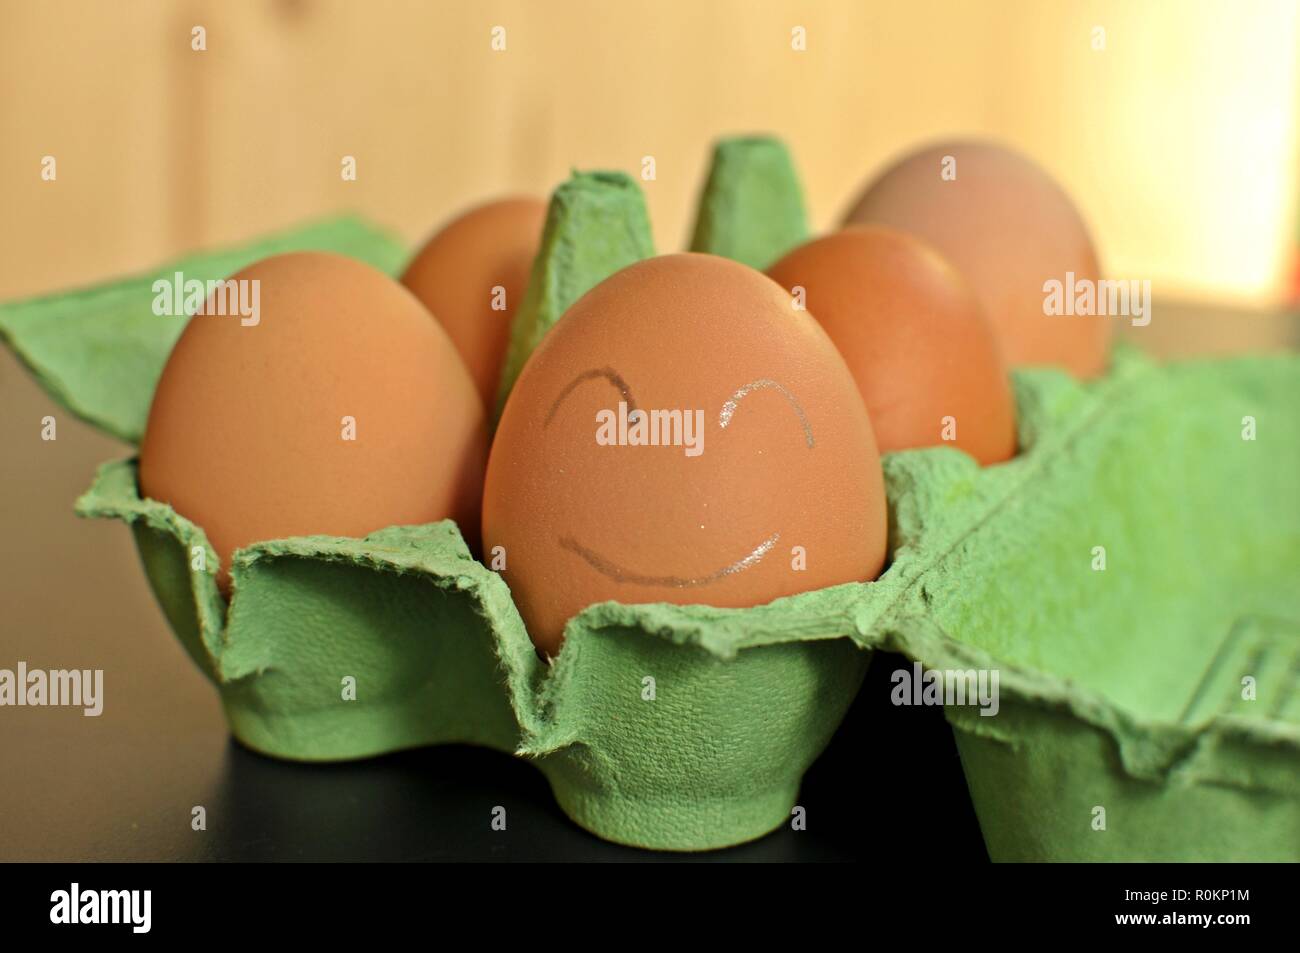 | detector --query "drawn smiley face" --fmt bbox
[483,254,888,657]
[548,370,814,588]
